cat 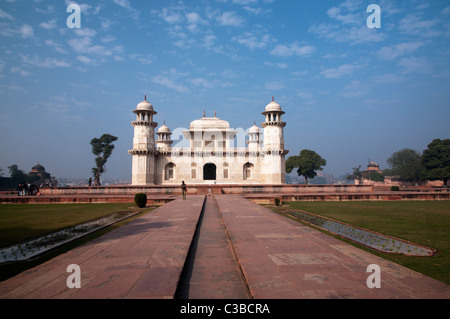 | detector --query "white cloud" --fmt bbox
[296,89,313,99]
[233,32,271,50]
[339,80,369,98]
[112,0,139,19]
[398,14,441,38]
[0,8,14,21]
[76,55,93,65]
[398,57,432,74]
[264,61,287,69]
[321,63,363,79]
[186,12,207,32]
[151,69,190,93]
[232,0,258,5]
[216,11,244,27]
[264,81,285,91]
[327,6,359,25]
[45,39,68,54]
[160,8,182,24]
[10,66,33,77]
[190,77,213,89]
[74,27,97,37]
[270,42,314,57]
[377,41,425,60]
[309,23,384,44]
[21,55,70,68]
[40,19,57,30]
[372,73,404,84]
[20,24,34,38]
